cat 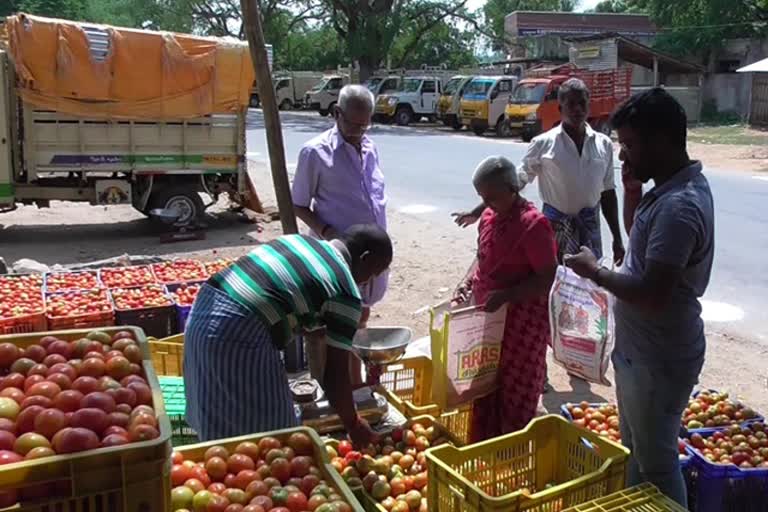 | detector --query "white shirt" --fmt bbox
[521,124,615,215]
